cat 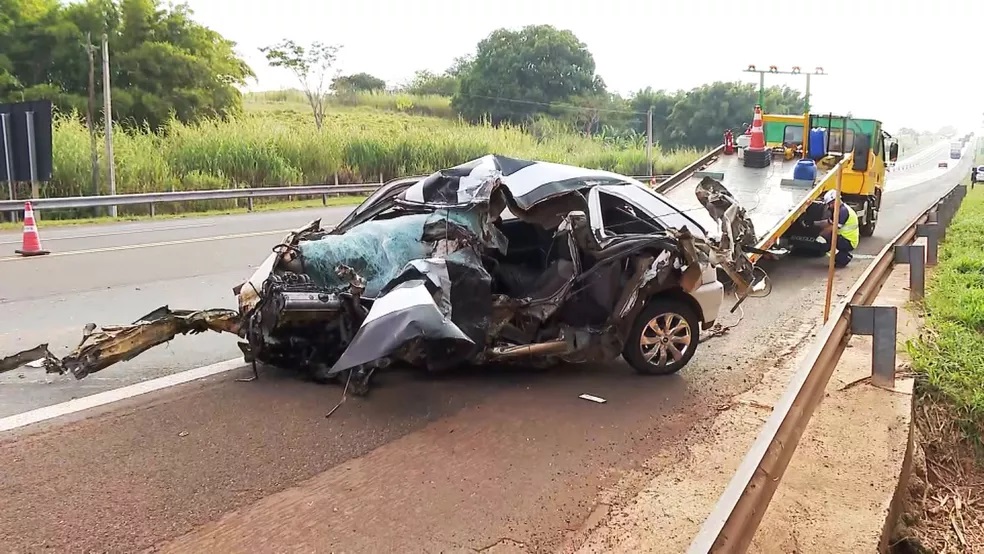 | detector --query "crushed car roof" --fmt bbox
[401,154,645,210]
